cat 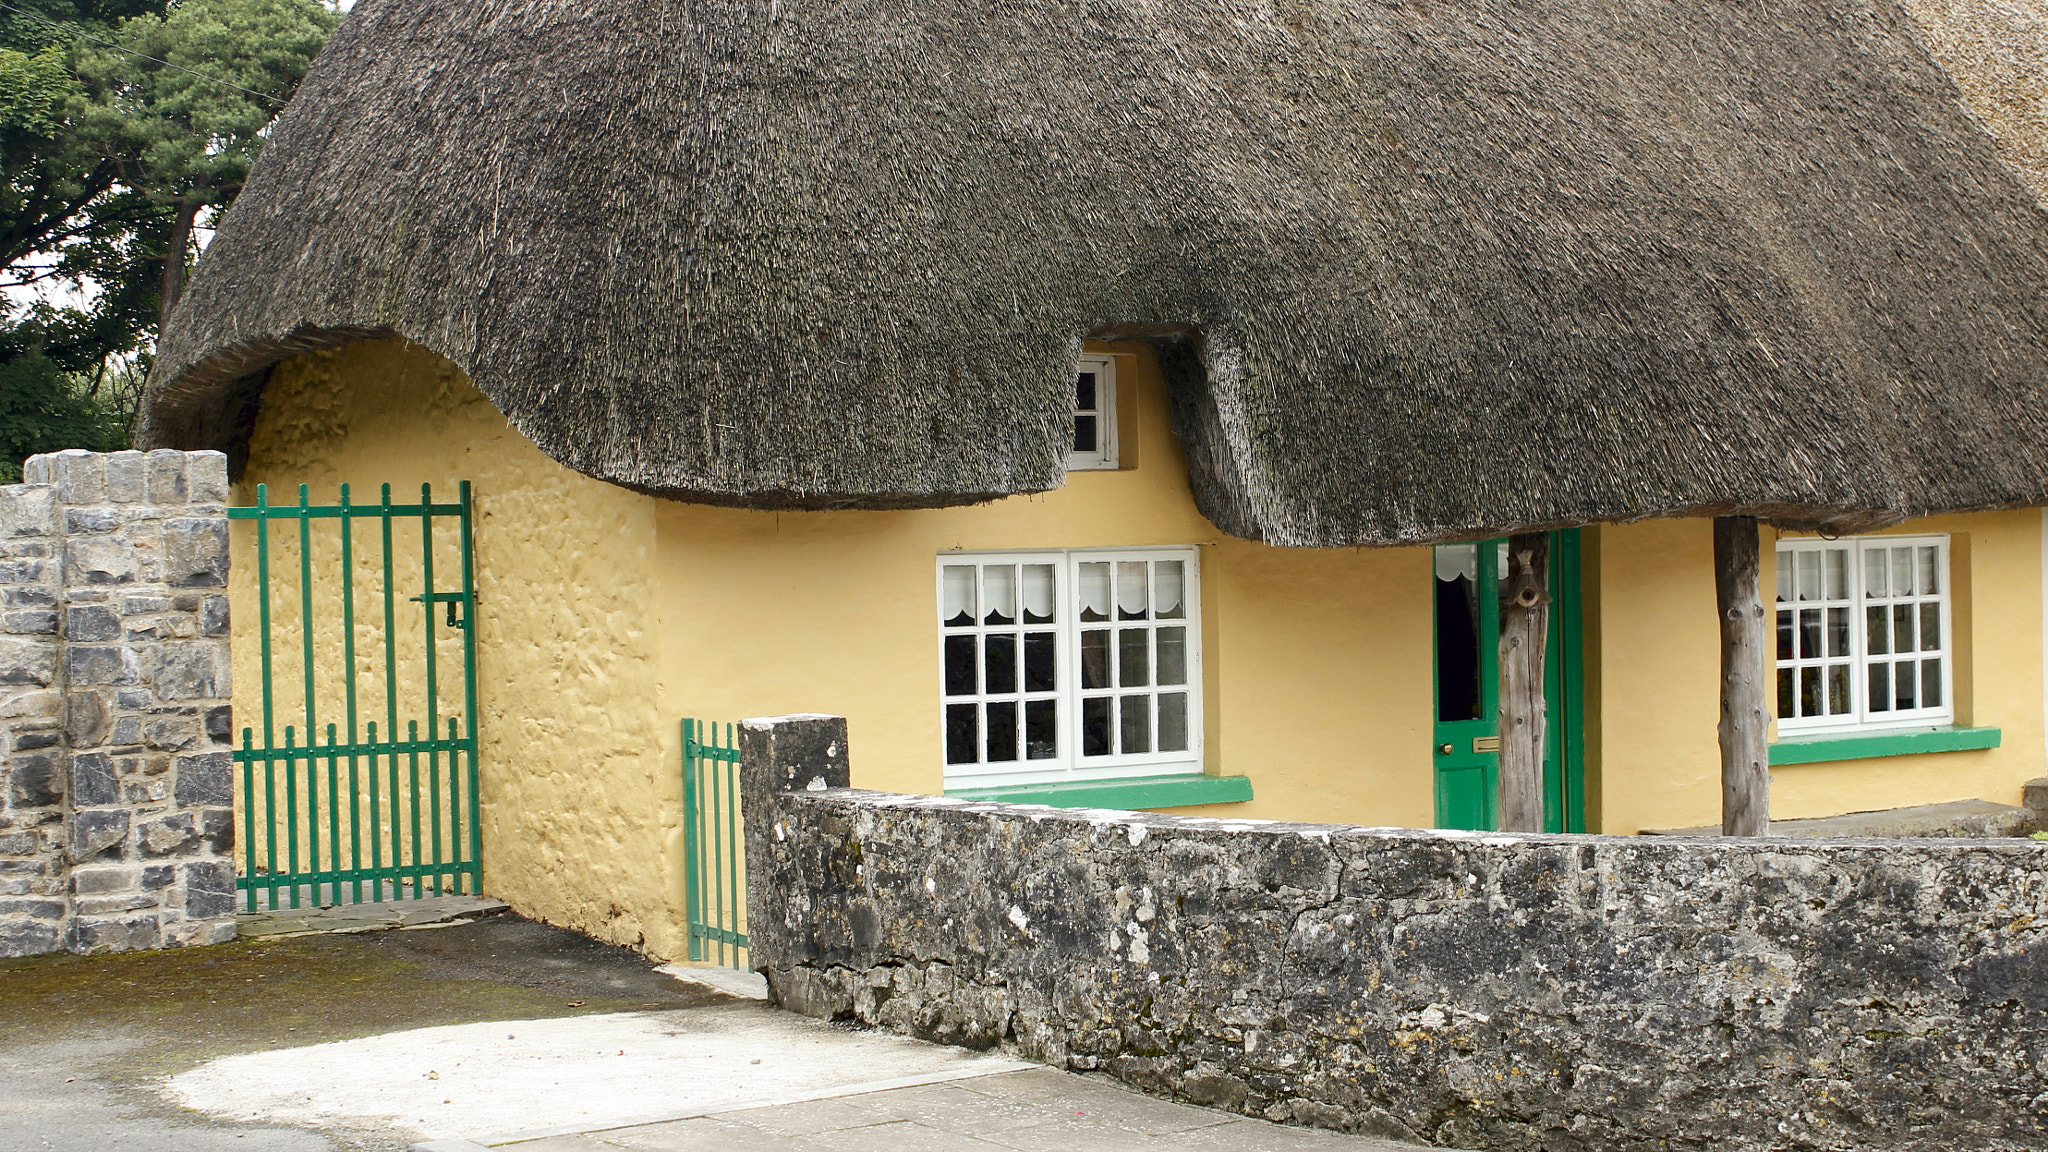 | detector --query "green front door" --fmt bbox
[1431,531,1585,832]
